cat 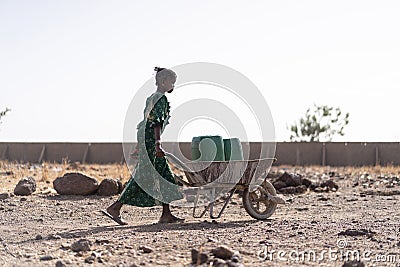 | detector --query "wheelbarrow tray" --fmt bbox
[182,158,275,187]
